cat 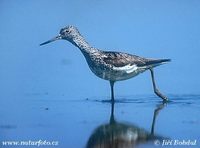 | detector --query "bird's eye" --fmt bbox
[65,30,70,33]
